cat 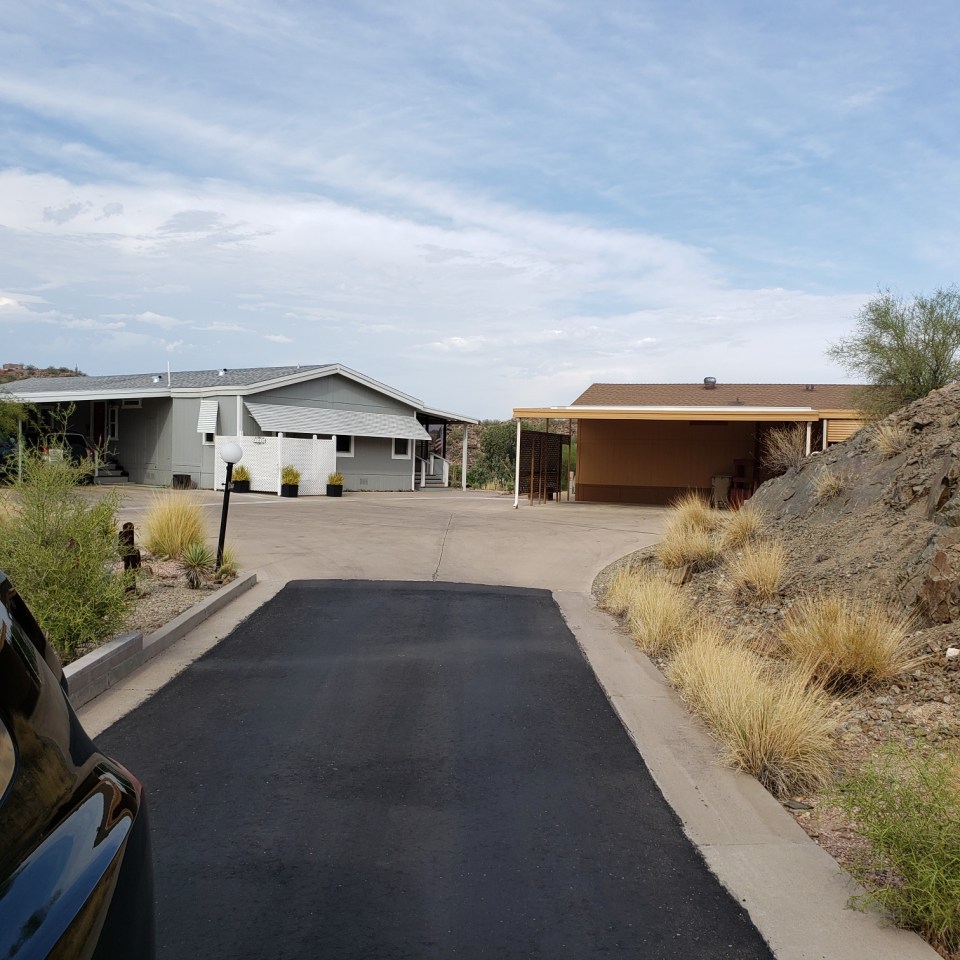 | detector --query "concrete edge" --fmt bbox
[66,572,258,709]
[554,589,940,960]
